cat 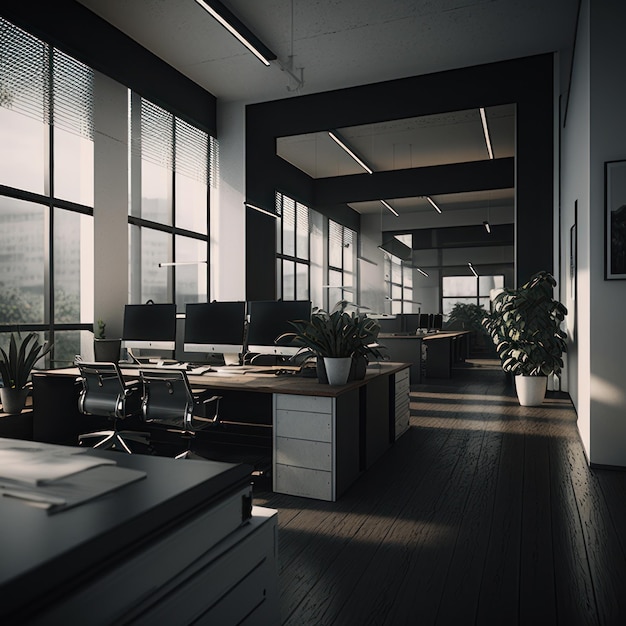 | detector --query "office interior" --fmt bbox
[0,0,624,469]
